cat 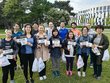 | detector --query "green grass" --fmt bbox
[0,29,110,83]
